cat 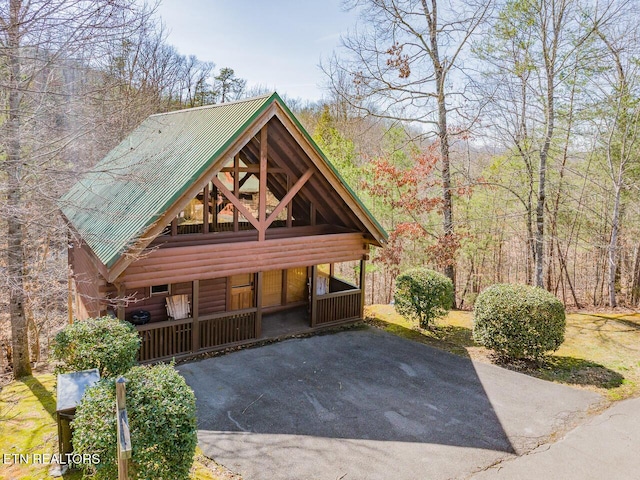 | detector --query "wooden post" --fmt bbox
[233,154,240,232]
[310,265,317,327]
[259,125,268,241]
[192,280,199,352]
[203,184,210,234]
[255,272,263,337]
[212,184,218,231]
[286,175,292,228]
[116,377,132,480]
[359,258,366,318]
